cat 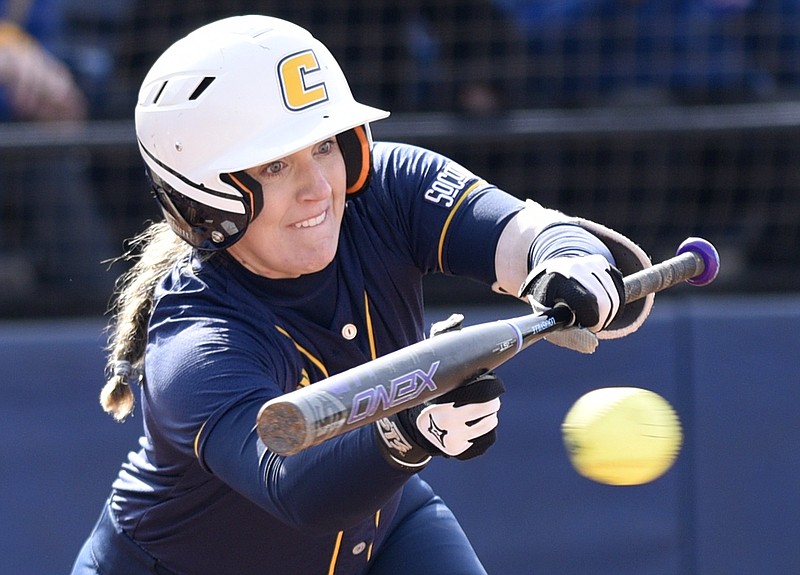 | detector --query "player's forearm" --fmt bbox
[202,404,411,534]
[258,426,412,533]
[527,223,615,268]
[494,200,654,339]
[493,199,592,295]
